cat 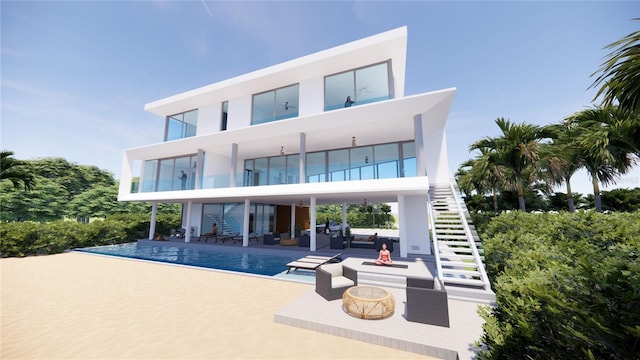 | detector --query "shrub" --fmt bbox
[476,211,640,359]
[0,213,181,258]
